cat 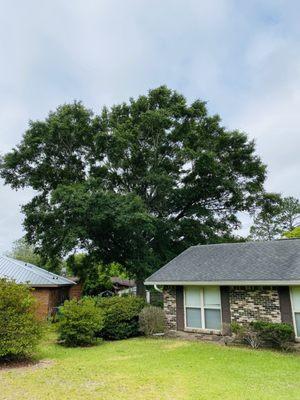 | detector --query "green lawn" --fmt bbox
[0,330,300,400]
